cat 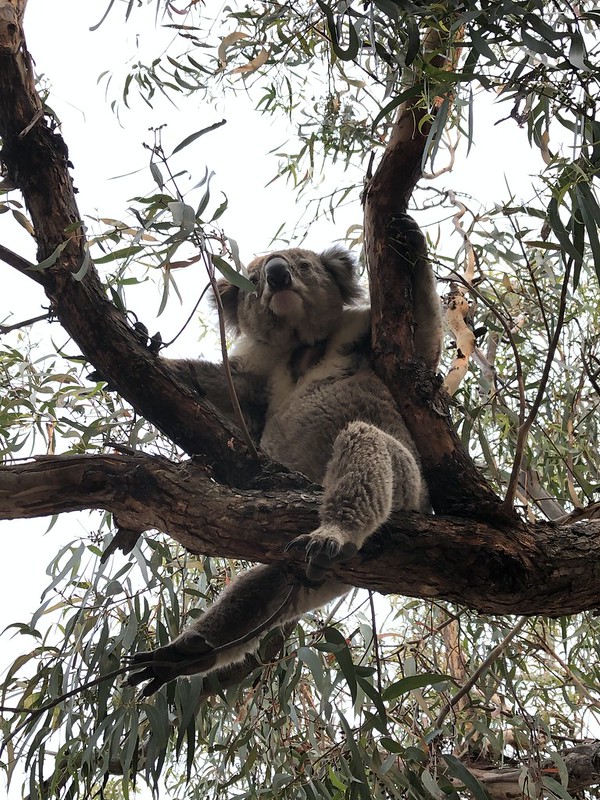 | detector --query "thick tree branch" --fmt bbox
[1,453,599,617]
[363,39,508,521]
